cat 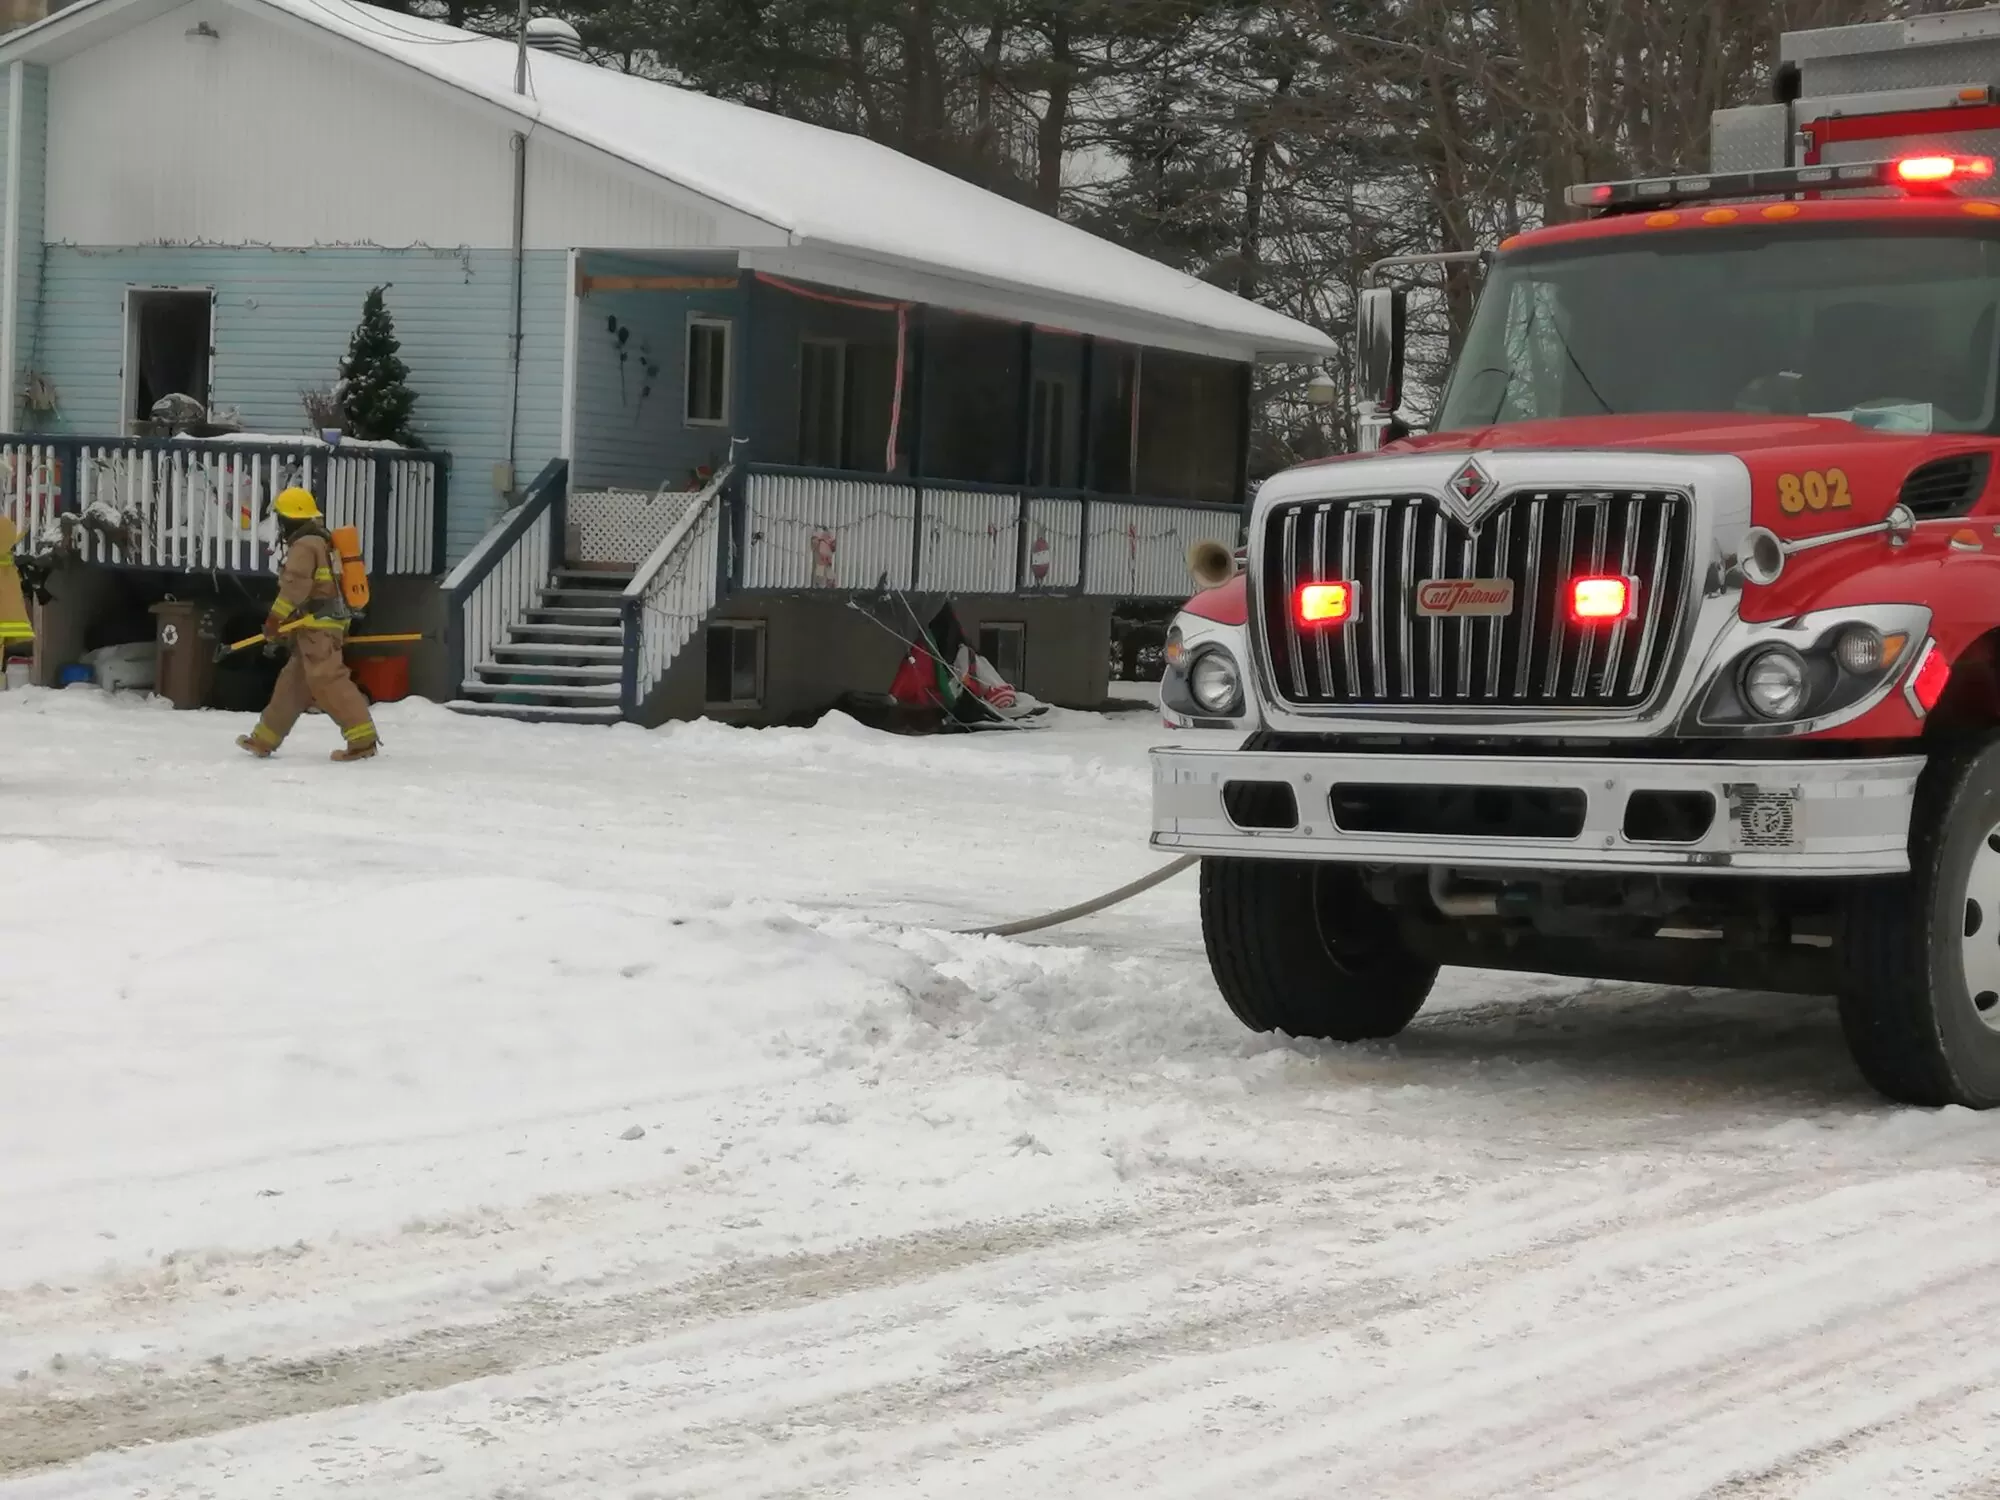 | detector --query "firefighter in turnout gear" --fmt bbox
[236,488,379,761]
